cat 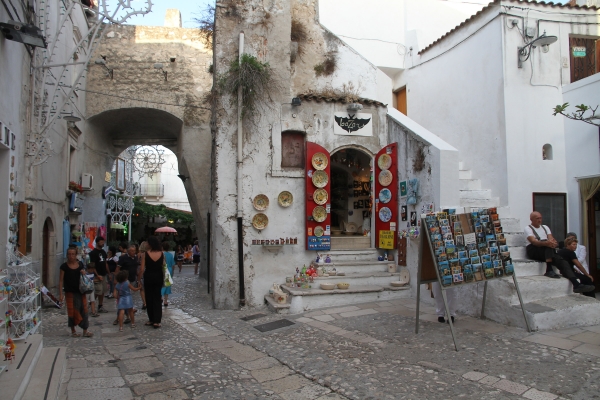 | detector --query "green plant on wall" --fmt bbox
[553,103,600,127]
[218,53,278,118]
